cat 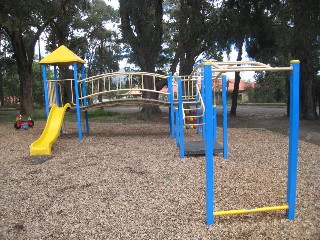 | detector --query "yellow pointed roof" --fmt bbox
[40,45,85,65]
